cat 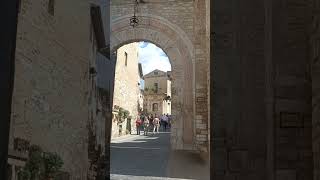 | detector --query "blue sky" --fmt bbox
[138,42,172,75]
